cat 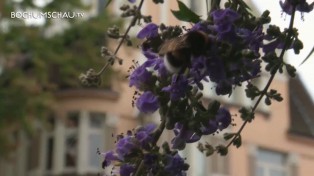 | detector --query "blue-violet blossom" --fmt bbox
[280,0,314,15]
[164,154,188,176]
[162,75,189,101]
[129,64,155,91]
[136,91,159,113]
[137,23,159,39]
